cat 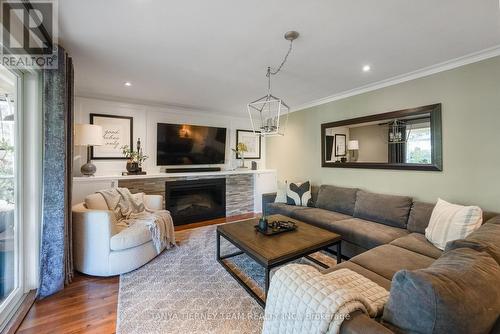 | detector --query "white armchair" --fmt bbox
[72,192,166,277]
